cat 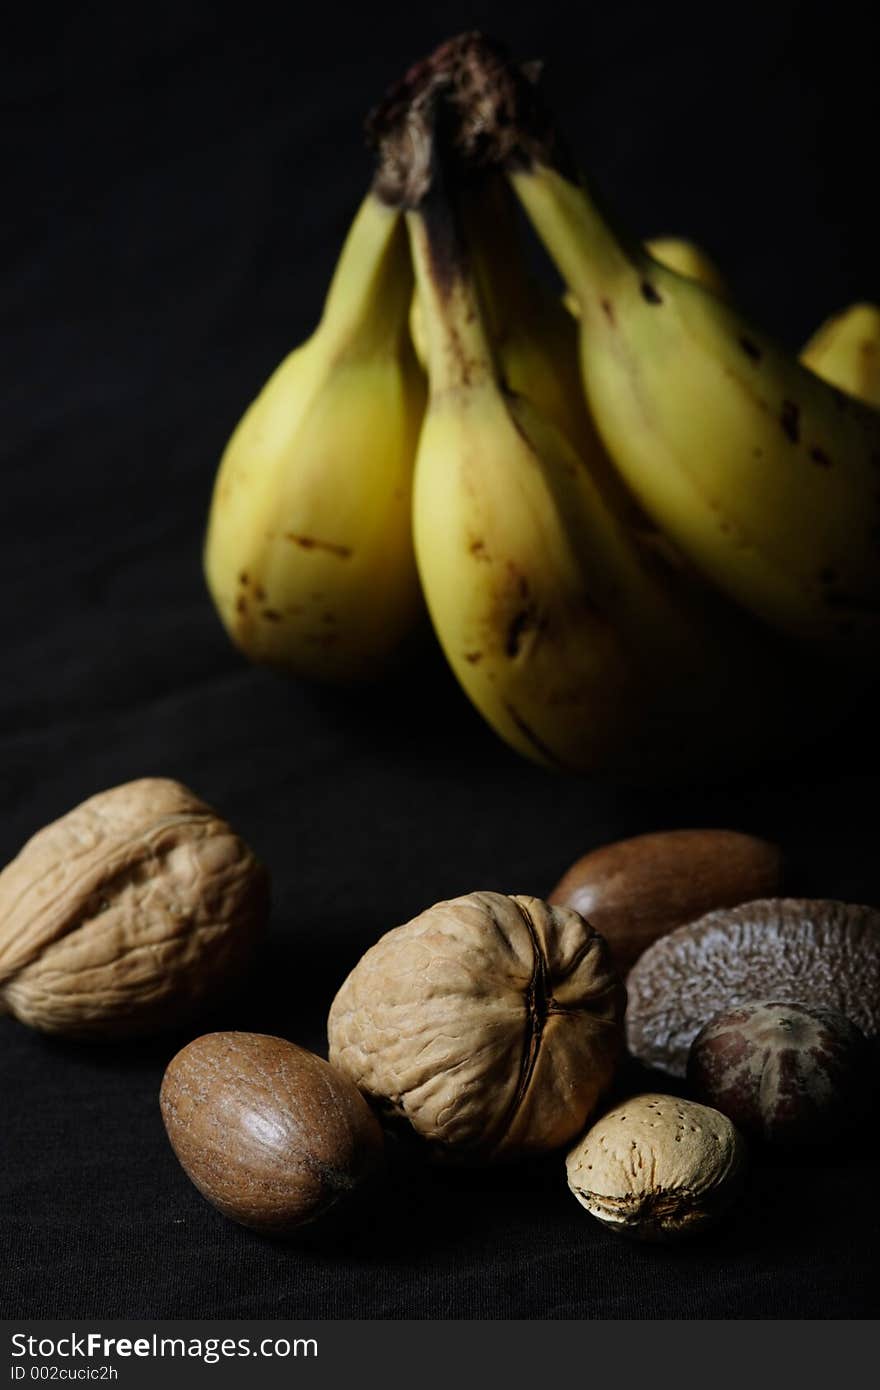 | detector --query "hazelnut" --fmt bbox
[327,890,625,1163]
[549,828,782,974]
[0,778,268,1037]
[160,1032,385,1235]
[625,898,880,1076]
[687,1000,868,1145]
[566,1093,747,1242]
